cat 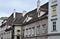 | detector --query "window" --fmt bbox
[23,30,25,37]
[42,24,46,34]
[1,37,3,39]
[17,36,20,39]
[24,29,26,37]
[28,28,31,37]
[26,29,28,37]
[36,26,40,35]
[52,6,57,17]
[42,24,46,28]
[17,30,20,32]
[53,22,56,31]
[32,27,35,36]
